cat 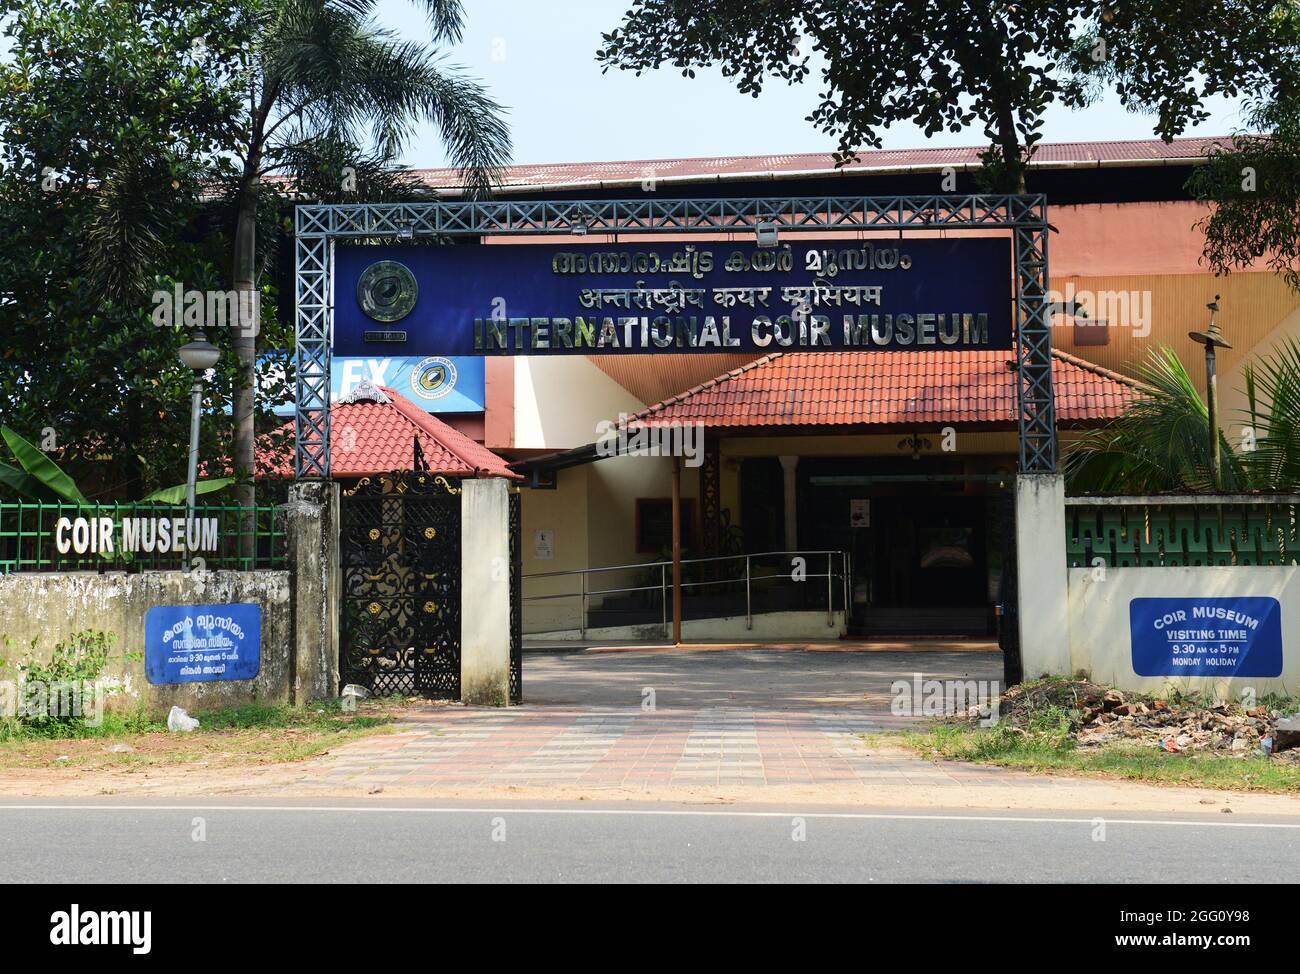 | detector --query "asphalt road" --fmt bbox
[2,799,1298,883]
